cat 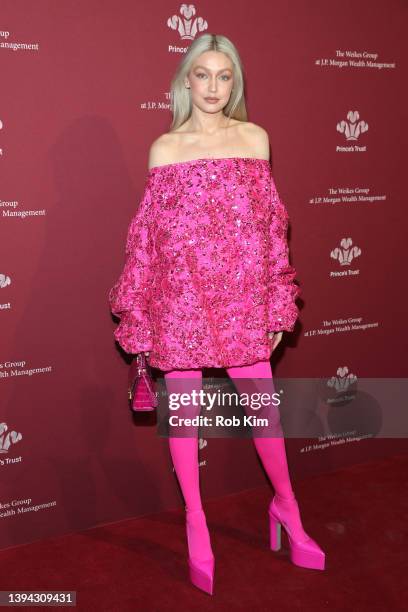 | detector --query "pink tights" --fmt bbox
[165,359,295,513]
